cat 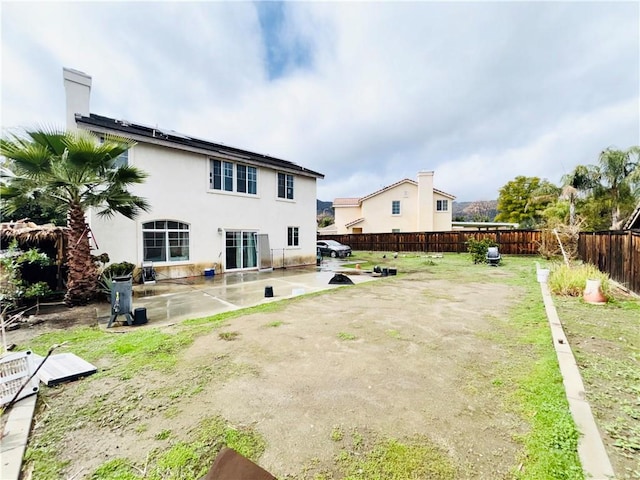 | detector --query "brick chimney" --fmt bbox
[63,67,91,131]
